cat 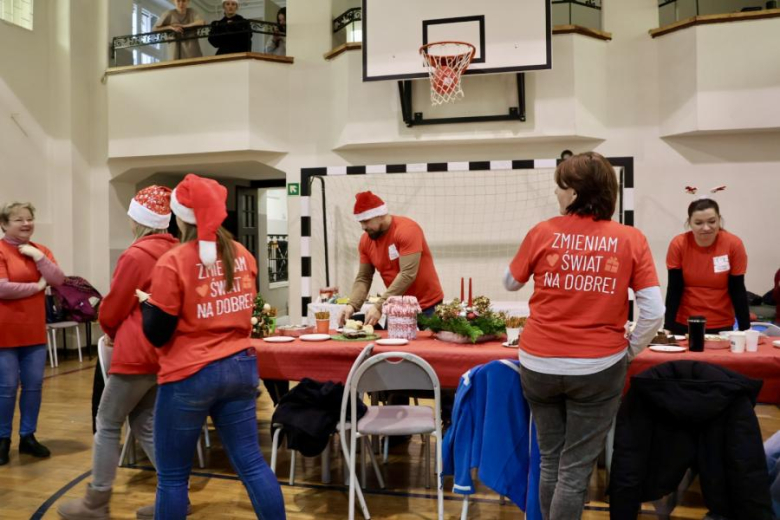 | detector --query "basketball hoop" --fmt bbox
[420,41,476,106]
